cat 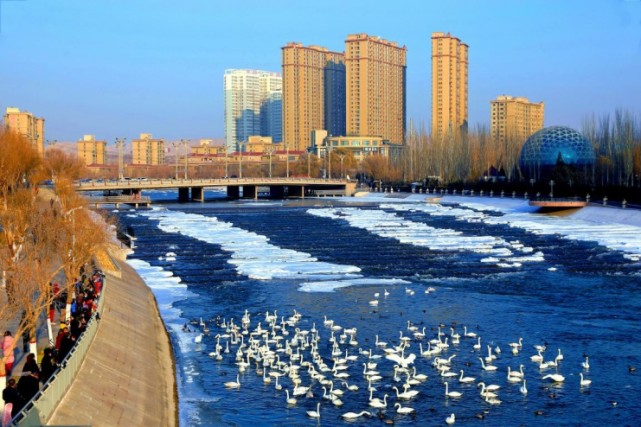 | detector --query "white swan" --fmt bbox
[473,337,481,350]
[580,373,592,387]
[306,402,321,418]
[369,299,379,306]
[519,379,528,395]
[508,364,524,379]
[285,389,297,405]
[224,374,240,389]
[478,383,497,398]
[479,357,497,371]
[395,402,415,414]
[543,373,565,382]
[342,410,370,419]
[375,335,387,347]
[464,326,477,338]
[477,381,500,392]
[582,356,590,370]
[530,350,543,362]
[386,352,416,368]
[194,333,203,344]
[369,393,388,409]
[446,413,455,425]
[459,370,475,383]
[444,382,462,398]
[393,386,419,400]
[555,348,564,362]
